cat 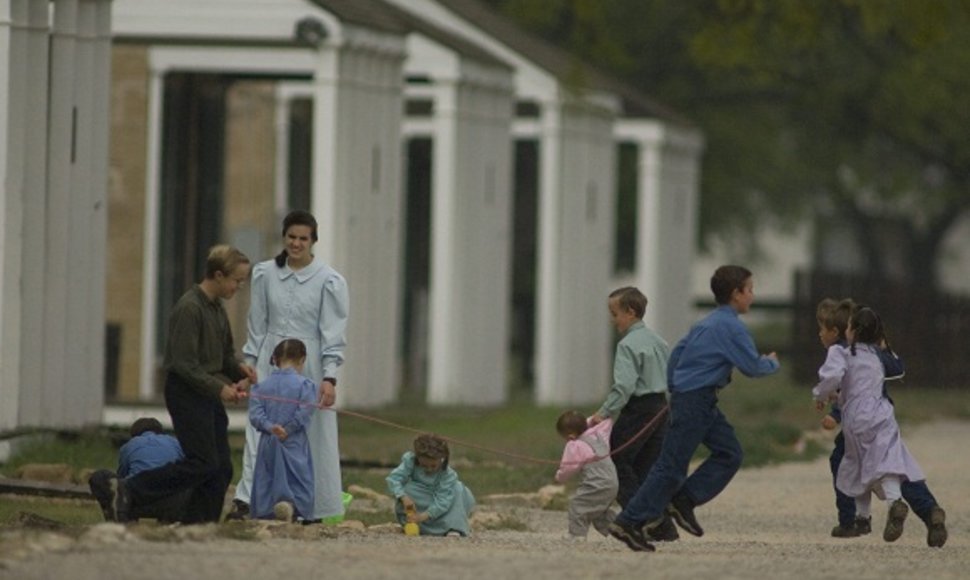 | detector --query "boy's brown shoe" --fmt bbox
[883,499,908,542]
[926,506,947,548]
[854,516,871,535]
[646,514,680,542]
